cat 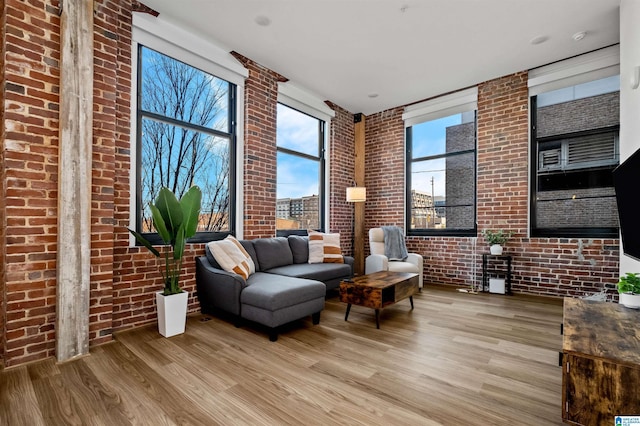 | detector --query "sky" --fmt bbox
[276,104,322,199]
[276,104,467,201]
[410,114,462,199]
